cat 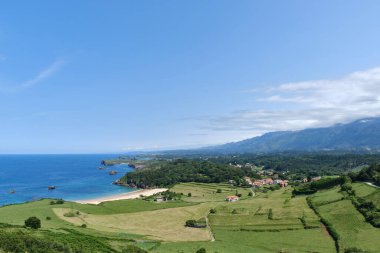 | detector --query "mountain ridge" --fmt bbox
[204,117,380,153]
